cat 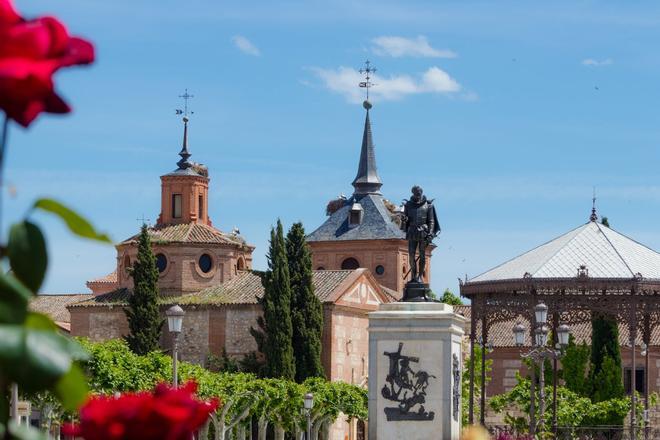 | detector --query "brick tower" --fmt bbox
[307,100,433,295]
[88,114,254,296]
